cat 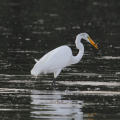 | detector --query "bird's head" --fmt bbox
[79,33,98,49]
